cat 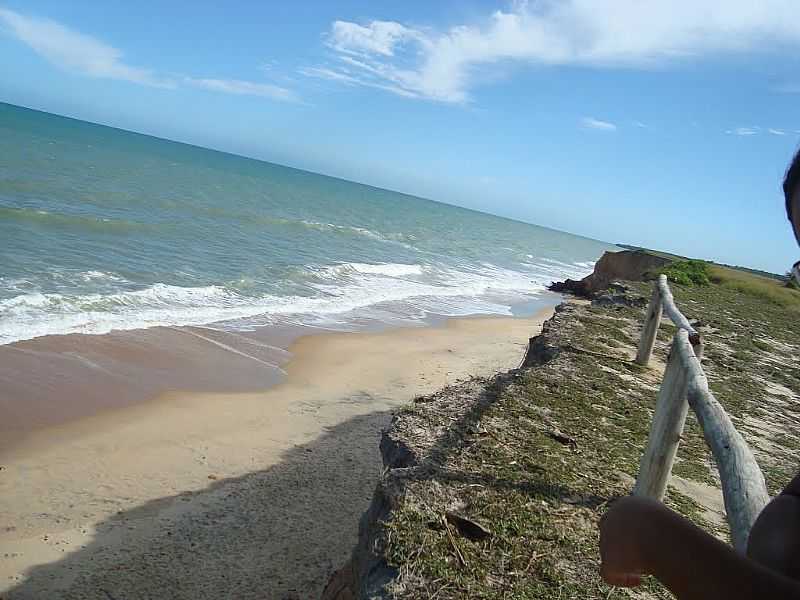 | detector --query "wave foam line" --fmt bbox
[0,259,591,345]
